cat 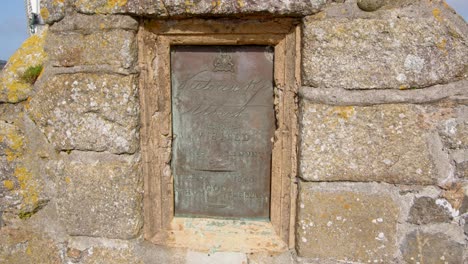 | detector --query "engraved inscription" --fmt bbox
[172,46,274,218]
